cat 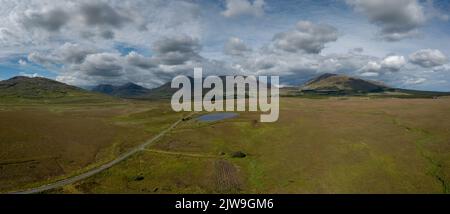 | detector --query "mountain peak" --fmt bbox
[8,76,31,80]
[317,73,338,79]
[120,82,145,89]
[301,73,388,93]
[305,73,338,85]
[92,82,150,98]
